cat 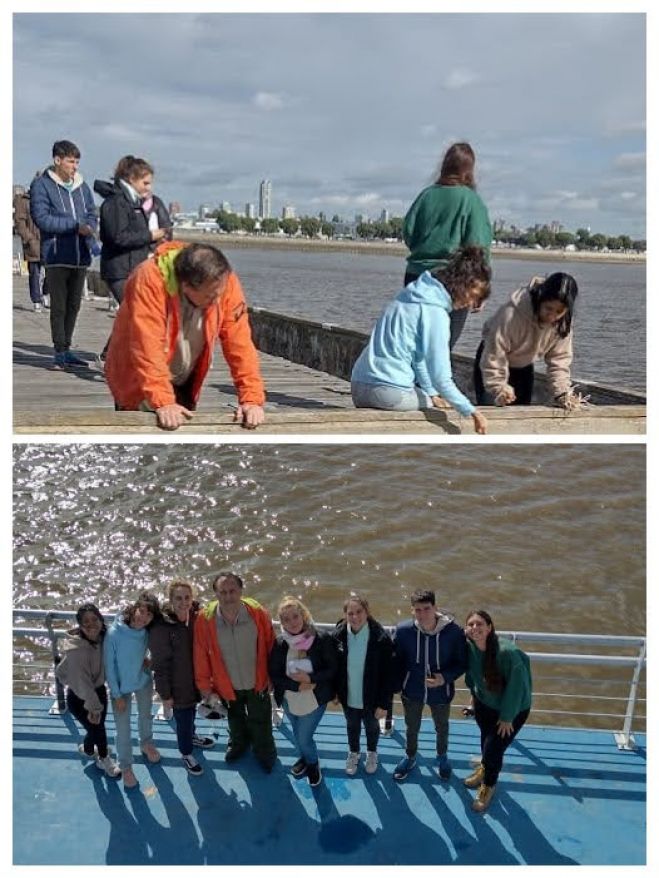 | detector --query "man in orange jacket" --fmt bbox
[104,240,265,429]
[194,572,277,772]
